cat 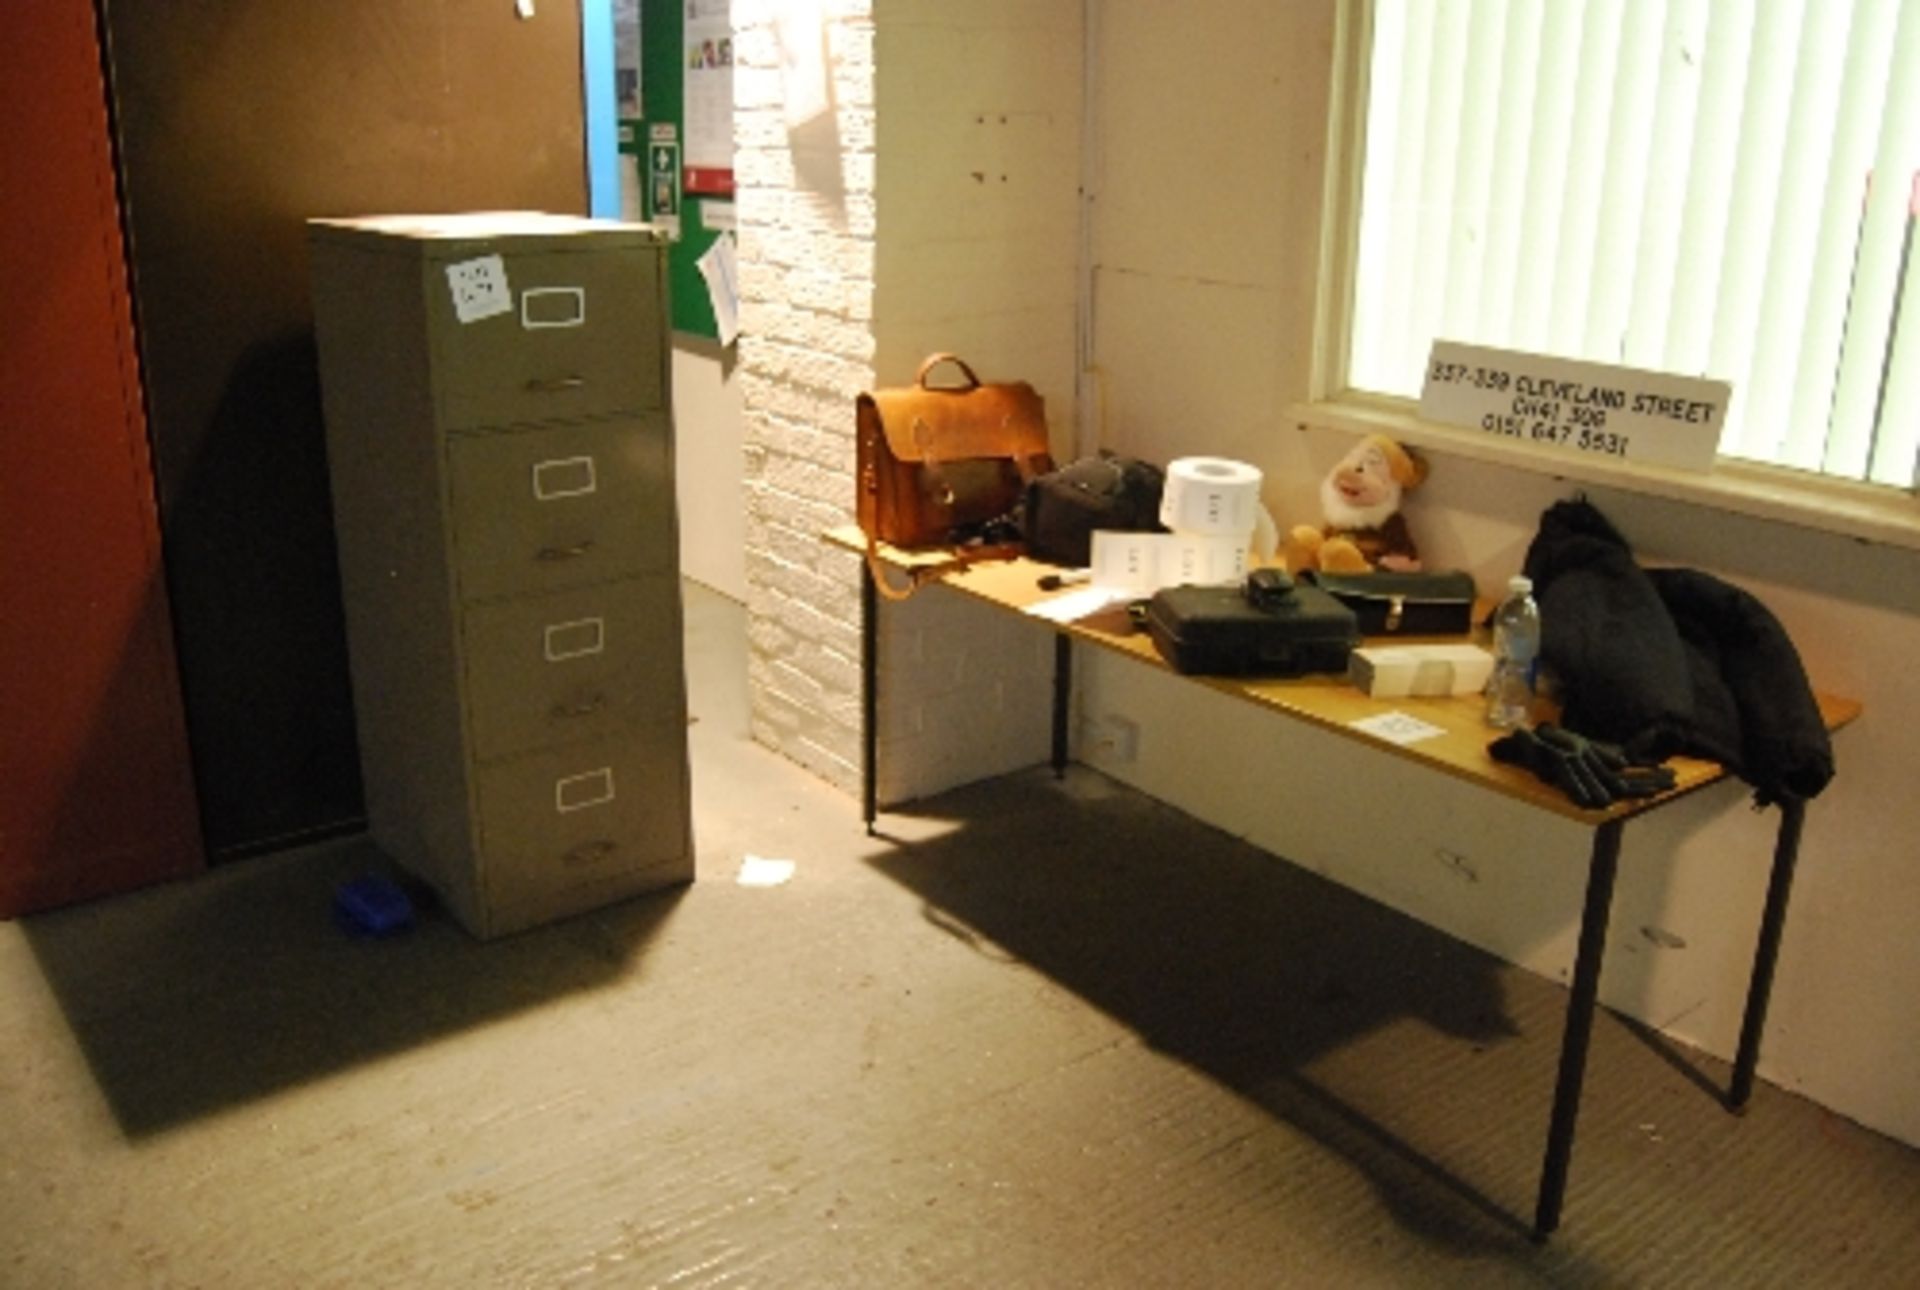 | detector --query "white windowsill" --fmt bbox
[1292,395,1920,554]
